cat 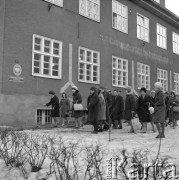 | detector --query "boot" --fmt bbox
[141,122,147,133]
